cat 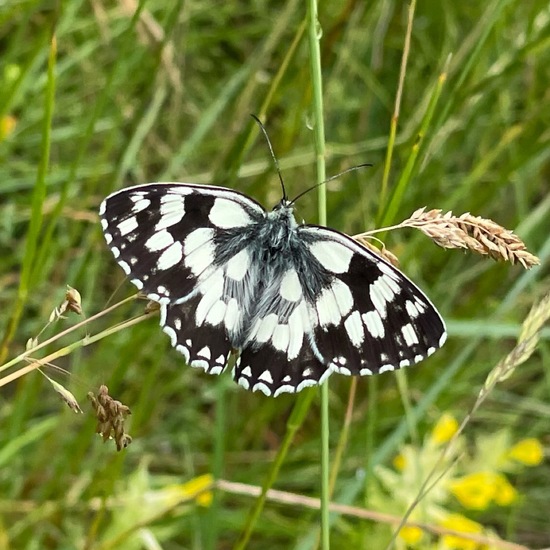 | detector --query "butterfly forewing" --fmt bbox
[100,183,265,303]
[301,226,446,376]
[100,182,446,396]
